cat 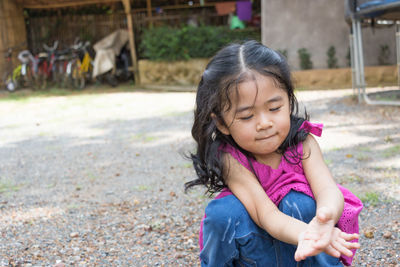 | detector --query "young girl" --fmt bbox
[185,40,363,266]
